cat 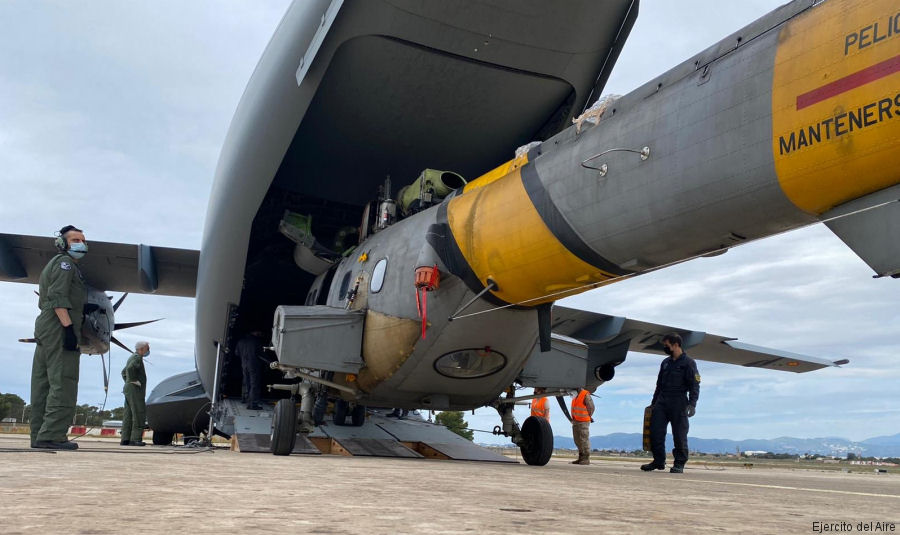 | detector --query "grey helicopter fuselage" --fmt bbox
[305,203,541,410]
